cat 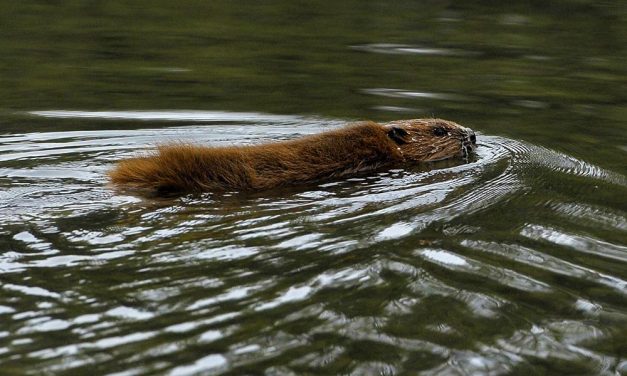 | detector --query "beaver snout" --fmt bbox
[463,128,477,147]
[469,130,477,145]
[461,128,477,158]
